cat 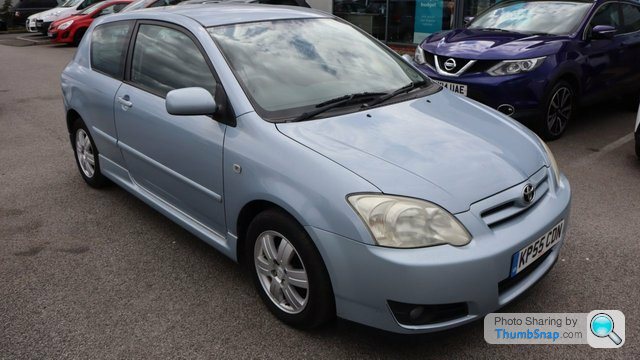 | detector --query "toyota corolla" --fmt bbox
[60,5,571,333]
